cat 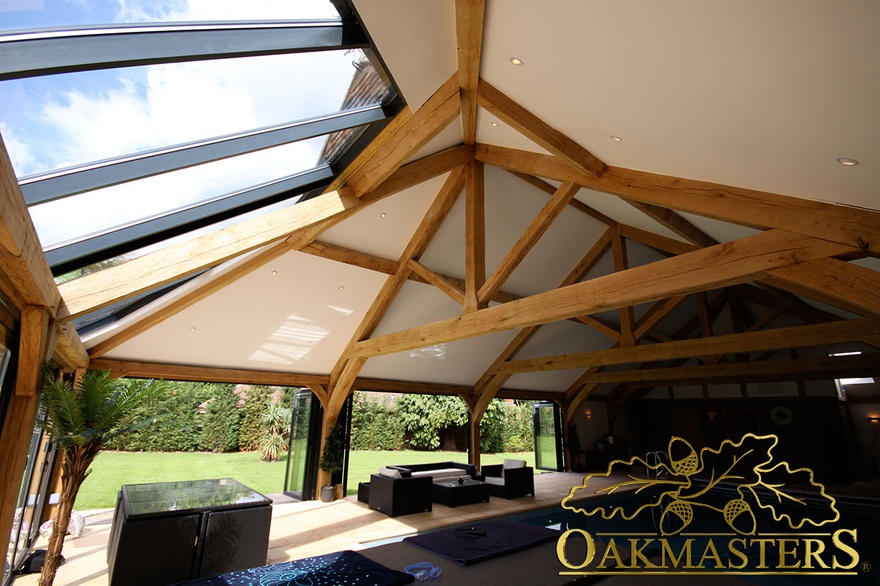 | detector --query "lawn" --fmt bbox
[74,450,537,510]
